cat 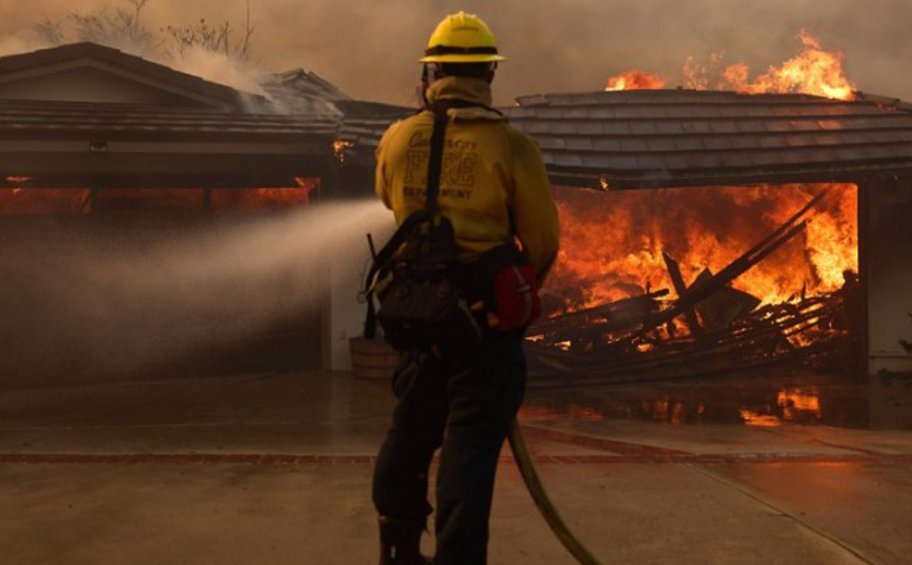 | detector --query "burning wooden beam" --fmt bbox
[662,252,704,338]
[525,190,857,384]
[631,190,829,338]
